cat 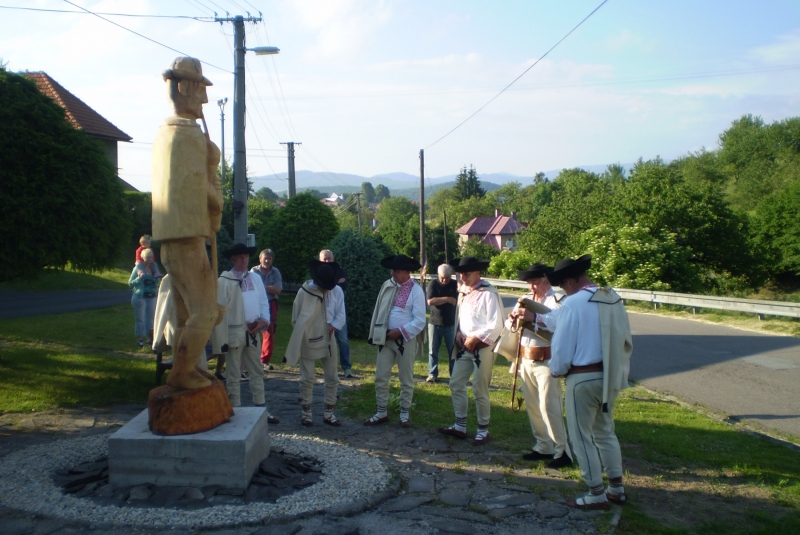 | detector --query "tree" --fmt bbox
[488,250,536,279]
[327,229,388,338]
[263,193,339,282]
[453,165,485,200]
[254,186,279,203]
[374,184,391,202]
[361,181,376,204]
[0,68,130,281]
[751,177,800,280]
[376,196,420,257]
[460,237,499,260]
